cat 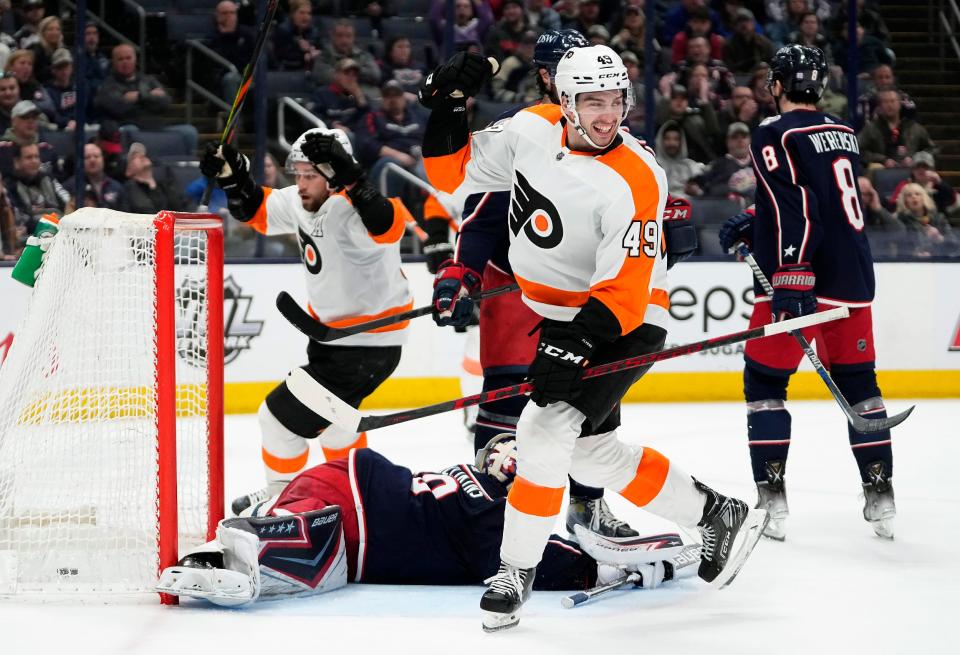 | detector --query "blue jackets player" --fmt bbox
[719,46,896,541]
[156,436,690,606]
